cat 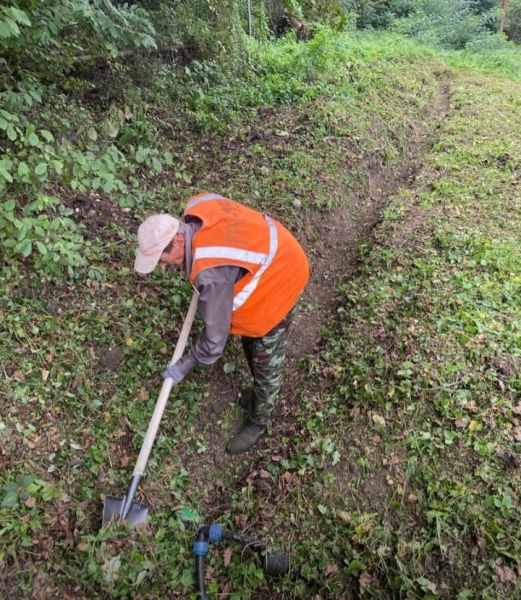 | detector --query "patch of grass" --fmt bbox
[319,72,521,597]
